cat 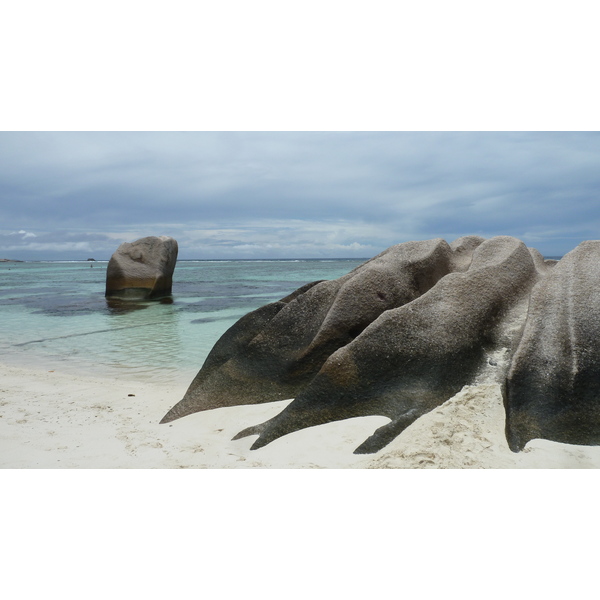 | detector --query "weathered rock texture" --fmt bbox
[105,236,178,300]
[504,241,600,451]
[160,236,483,423]
[160,235,600,455]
